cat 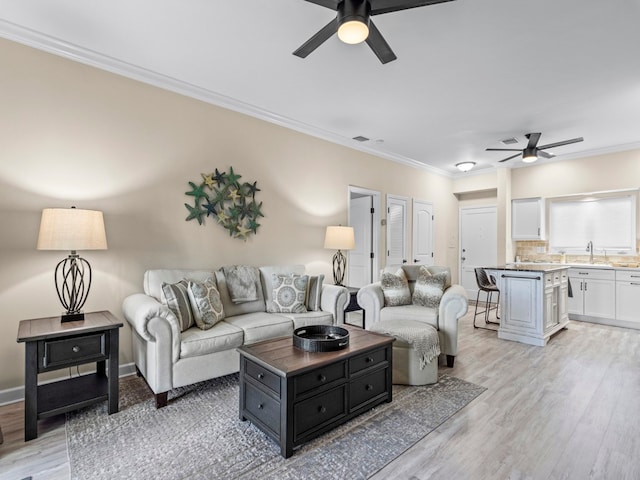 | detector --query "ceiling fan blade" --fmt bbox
[370,0,456,16]
[303,0,340,10]
[293,19,338,58]
[486,148,523,152]
[365,20,397,63]
[525,132,541,149]
[537,150,554,159]
[498,153,522,163]
[538,137,584,150]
